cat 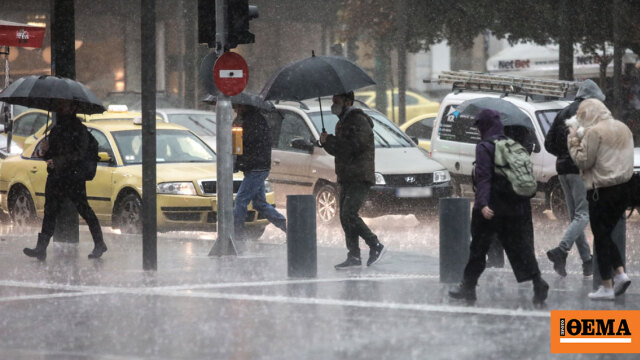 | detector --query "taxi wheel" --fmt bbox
[8,187,37,229]
[244,225,266,241]
[315,184,339,226]
[115,193,143,234]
